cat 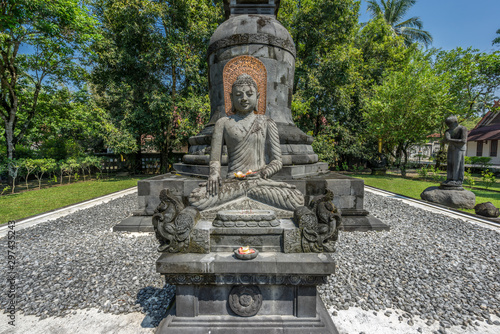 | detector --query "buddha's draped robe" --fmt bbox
[189,114,304,211]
